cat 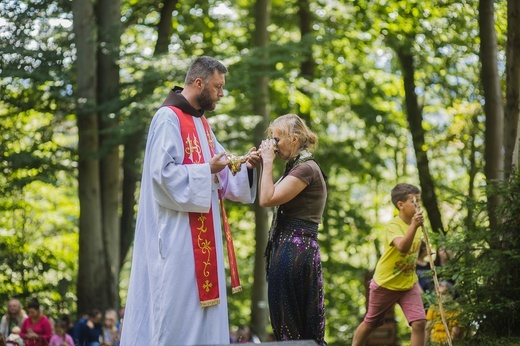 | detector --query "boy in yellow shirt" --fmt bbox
[352,183,427,346]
